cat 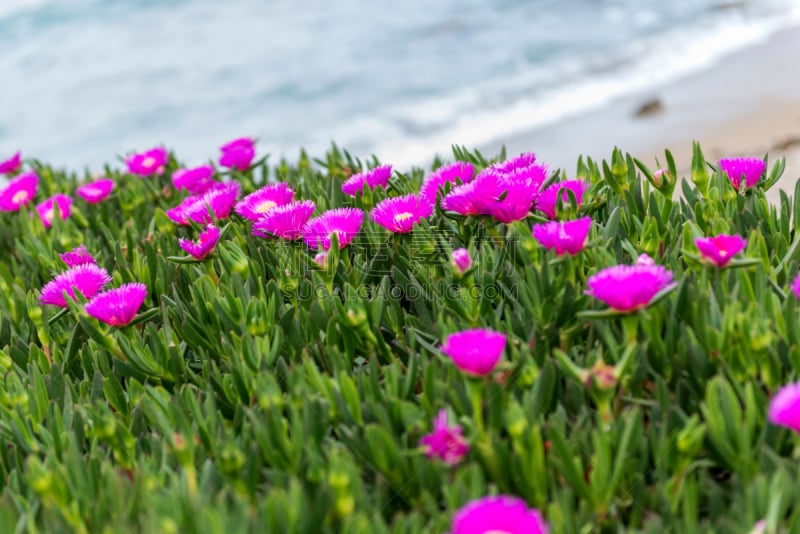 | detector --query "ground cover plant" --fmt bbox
[0,140,799,533]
